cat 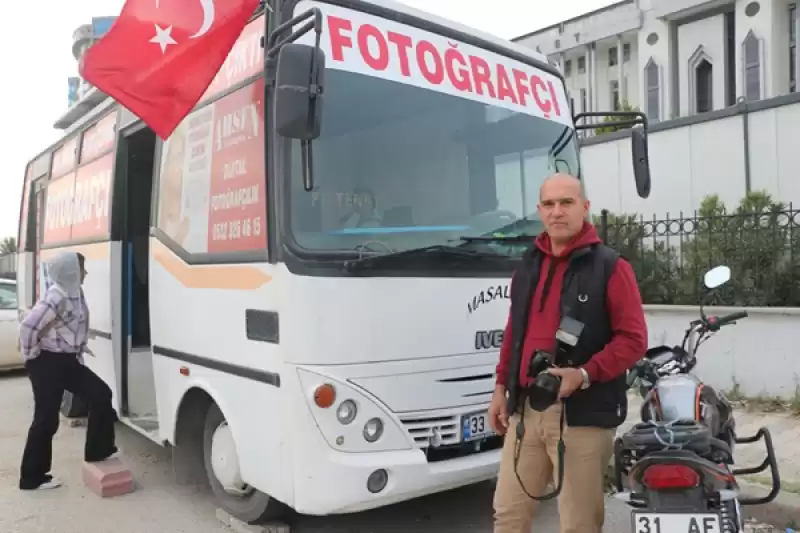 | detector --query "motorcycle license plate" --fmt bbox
[632,513,721,533]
